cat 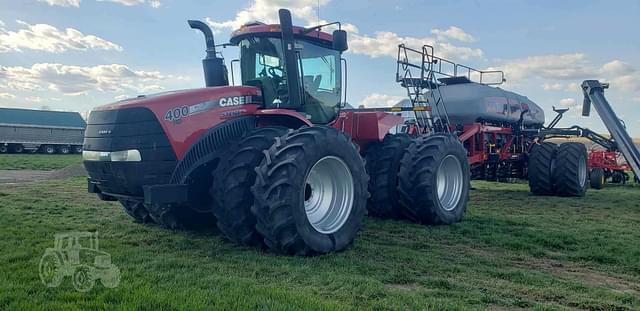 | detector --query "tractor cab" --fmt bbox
[190,10,348,124]
[230,22,346,124]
